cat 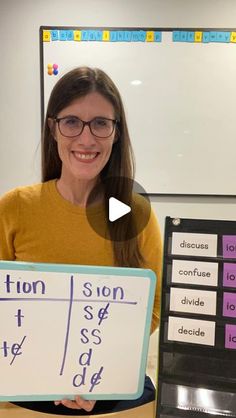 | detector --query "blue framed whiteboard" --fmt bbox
[0,261,156,401]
